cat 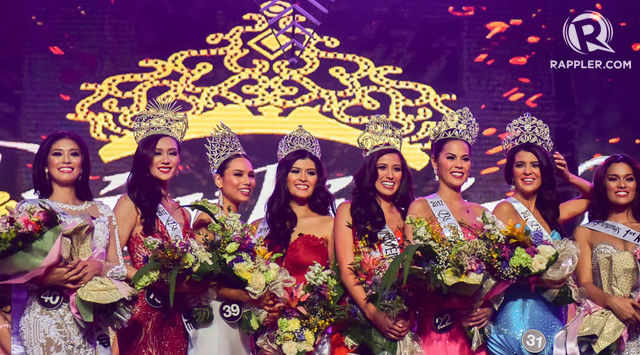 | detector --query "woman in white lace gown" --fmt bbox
[11,131,126,355]
[567,154,640,354]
